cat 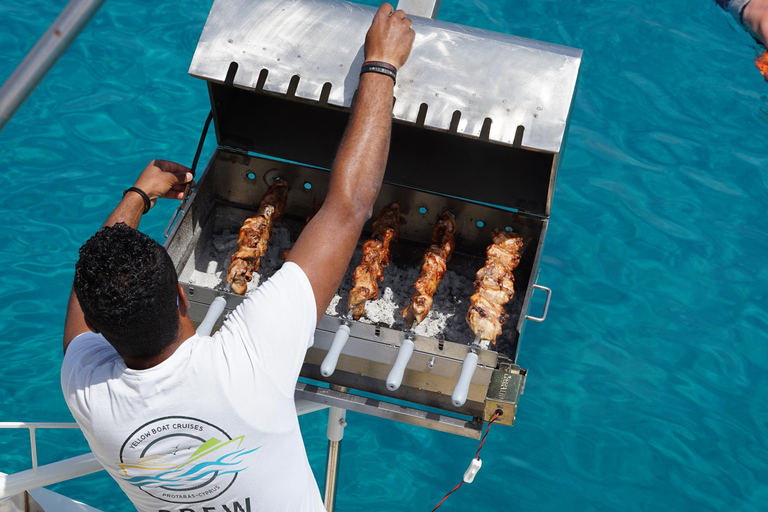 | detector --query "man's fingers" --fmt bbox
[152,159,193,176]
[162,190,186,200]
[171,171,194,184]
[377,2,394,17]
[169,180,195,192]
[365,3,415,68]
[134,161,194,206]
